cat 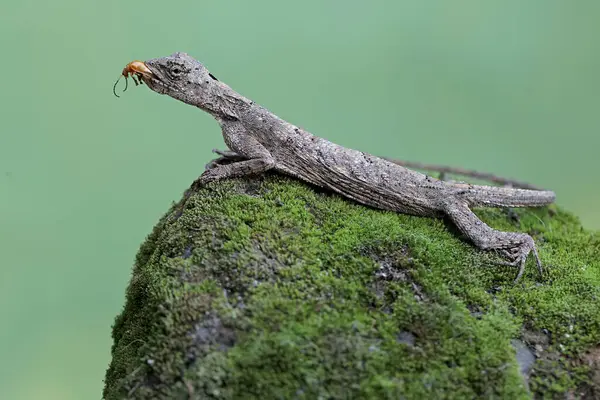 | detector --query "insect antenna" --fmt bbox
[112,74,130,98]
[113,75,122,98]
